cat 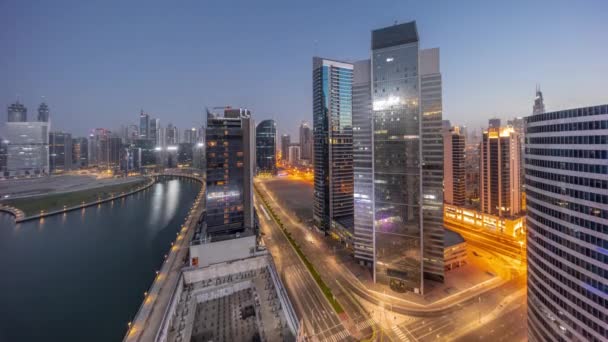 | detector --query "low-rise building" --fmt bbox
[444,229,467,271]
